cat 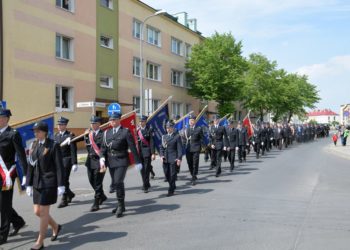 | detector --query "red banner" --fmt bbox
[104,112,138,166]
[120,112,137,165]
[243,115,253,138]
